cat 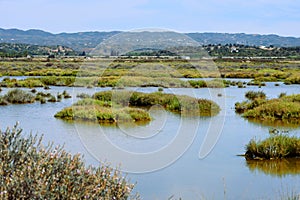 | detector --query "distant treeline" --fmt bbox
[127,44,300,58]
[203,44,300,58]
[1,42,300,58]
[0,43,81,58]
